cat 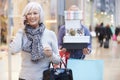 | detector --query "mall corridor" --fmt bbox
[0,37,120,80]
